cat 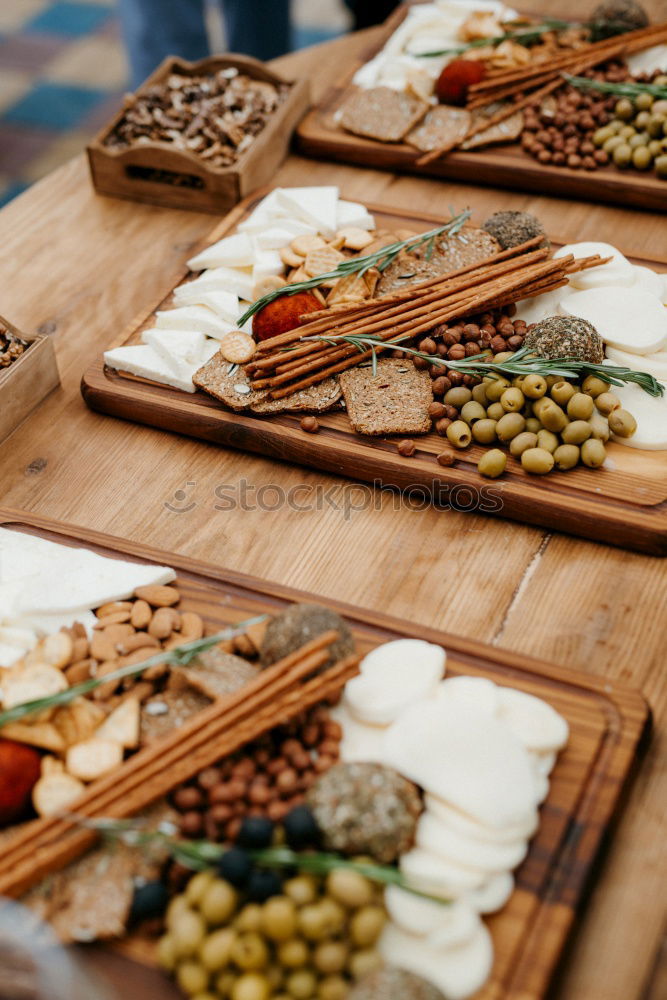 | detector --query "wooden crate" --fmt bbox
[0,315,60,444]
[87,54,310,214]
